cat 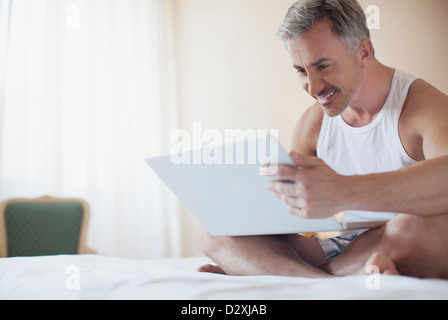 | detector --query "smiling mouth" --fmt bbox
[318,90,337,105]
[323,91,336,99]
